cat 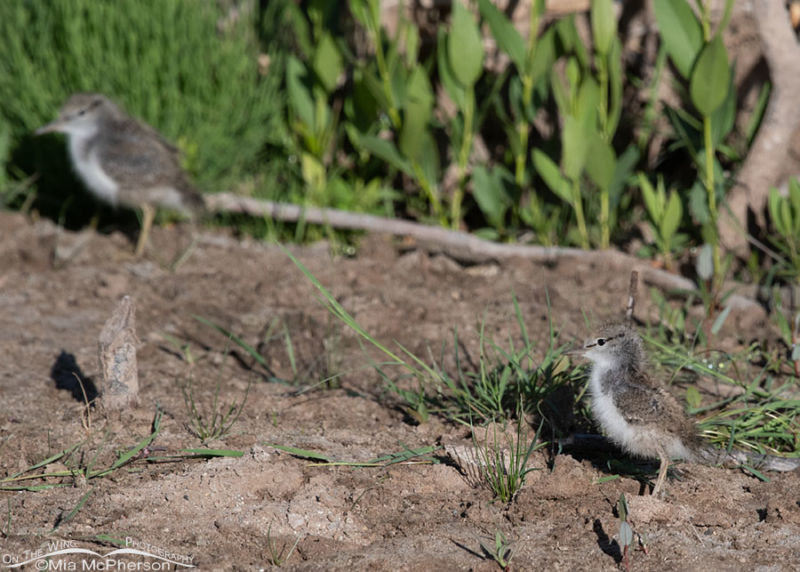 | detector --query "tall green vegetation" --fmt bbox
[652,0,736,294]
[1,0,786,282]
[272,0,748,259]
